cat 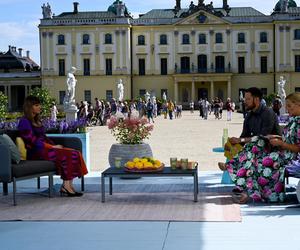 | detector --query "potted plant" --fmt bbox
[107,111,154,168]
